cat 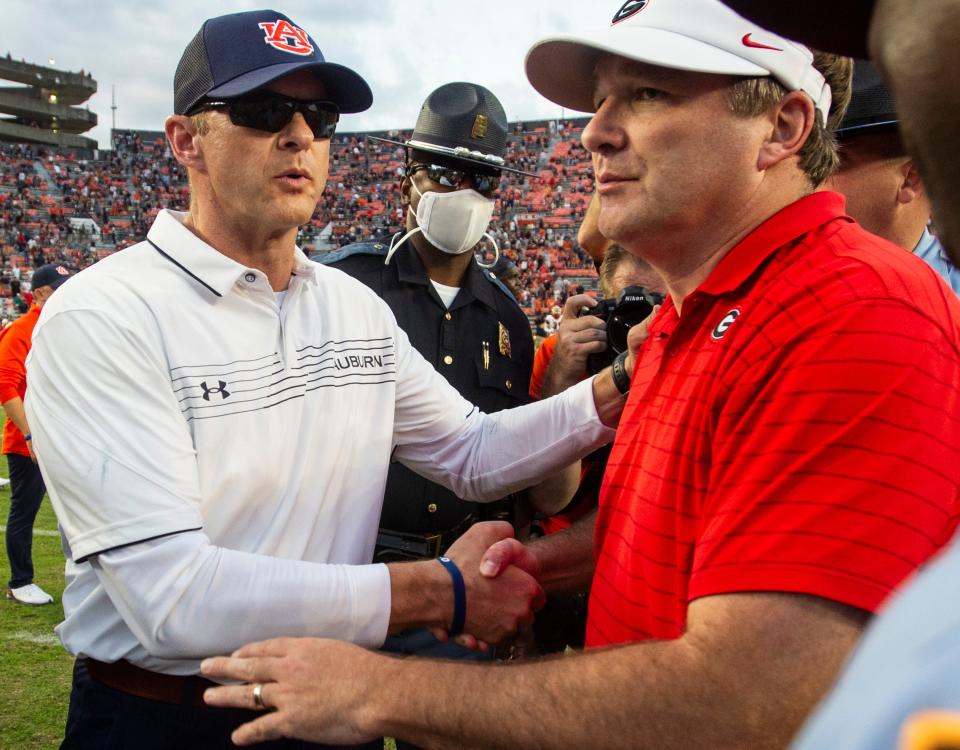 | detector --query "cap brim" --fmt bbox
[719,1,872,58]
[208,61,373,114]
[526,29,769,112]
[835,117,899,135]
[365,135,538,178]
